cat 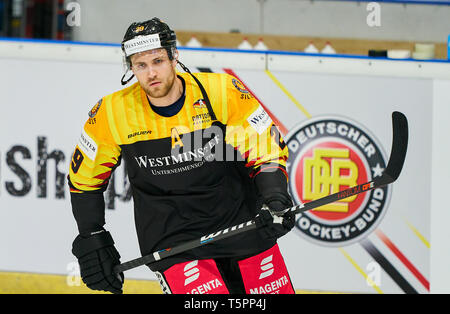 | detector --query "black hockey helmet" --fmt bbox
[119,18,216,122]
[121,17,177,84]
